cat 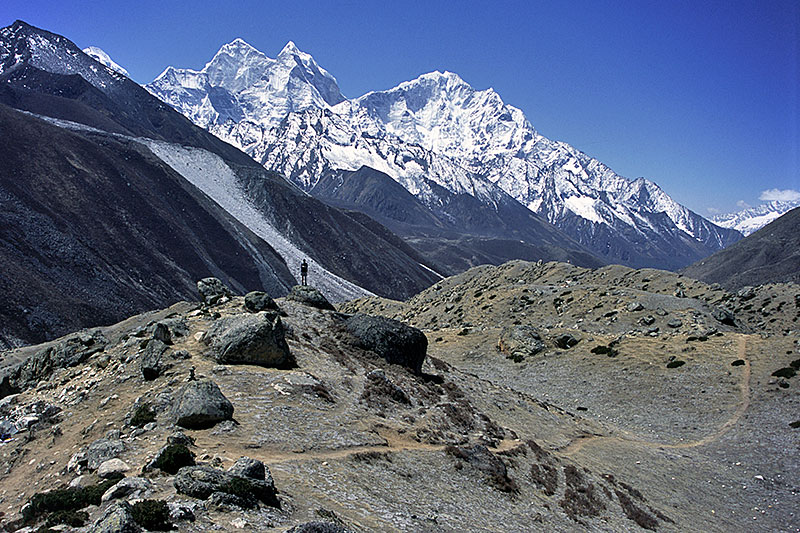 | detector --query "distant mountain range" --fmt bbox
[711,200,800,236]
[147,39,742,270]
